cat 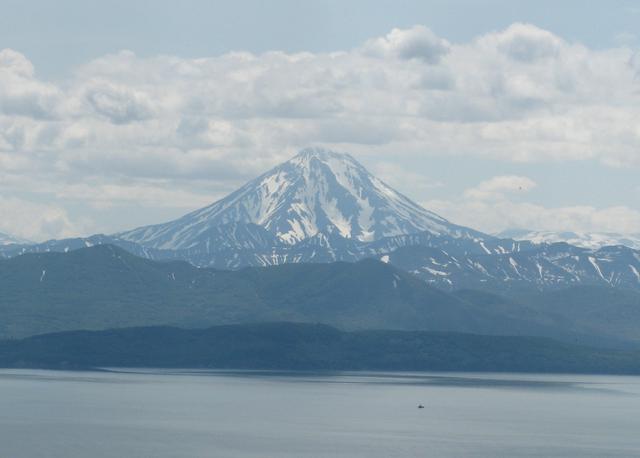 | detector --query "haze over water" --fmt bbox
[2,369,640,457]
